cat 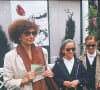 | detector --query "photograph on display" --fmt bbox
[10,1,49,46]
